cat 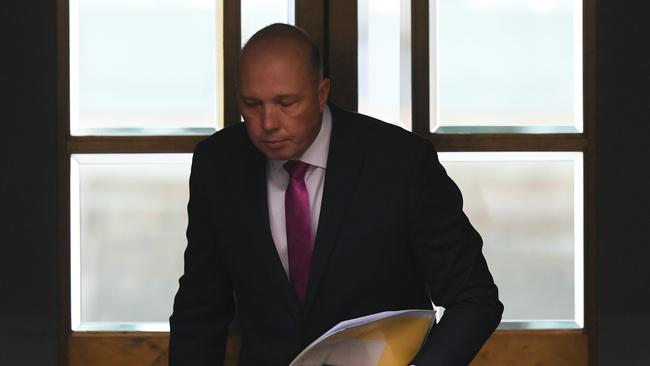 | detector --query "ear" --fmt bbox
[318,78,331,111]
